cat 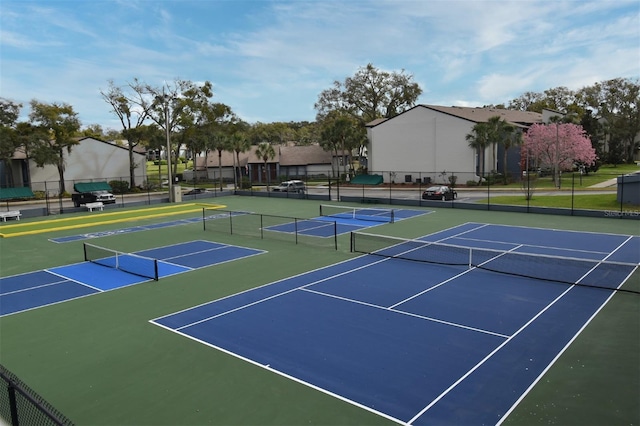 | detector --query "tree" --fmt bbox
[466,122,490,185]
[254,142,276,190]
[146,79,214,181]
[500,125,522,184]
[206,132,229,190]
[228,132,250,189]
[484,116,505,172]
[80,124,107,139]
[315,63,422,124]
[577,78,640,163]
[0,99,23,186]
[28,101,81,194]
[319,111,364,178]
[101,79,154,188]
[522,123,597,187]
[580,109,604,170]
[508,87,579,114]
